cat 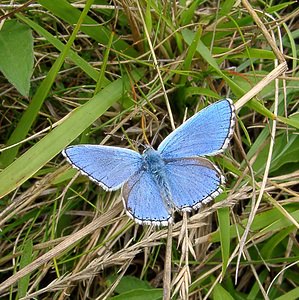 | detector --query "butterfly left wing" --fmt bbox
[158,99,235,159]
[62,145,143,191]
[164,157,224,210]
